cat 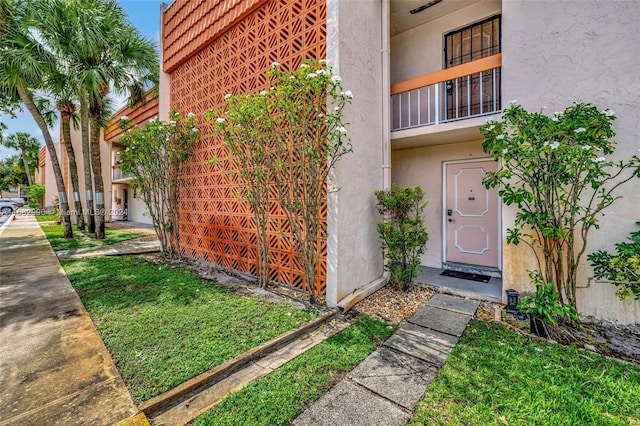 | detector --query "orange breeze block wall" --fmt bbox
[163,0,327,294]
[38,146,46,186]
